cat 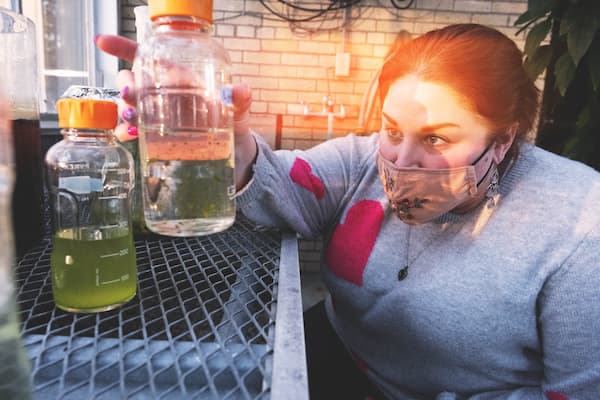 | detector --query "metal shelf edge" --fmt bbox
[270,232,308,400]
